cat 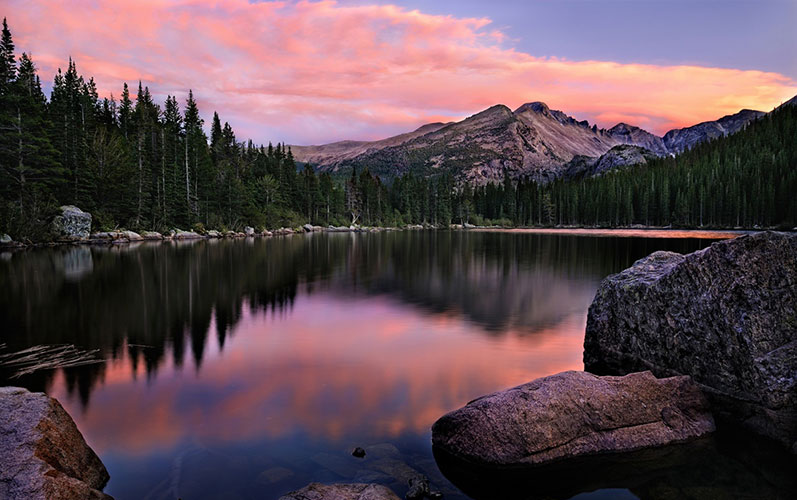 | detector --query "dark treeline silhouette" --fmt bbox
[1,18,795,239]
[0,231,715,406]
